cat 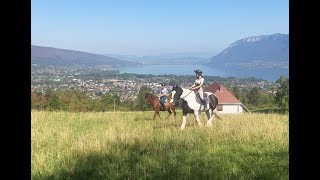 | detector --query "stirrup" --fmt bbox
[201,99,206,105]
[201,100,206,108]
[160,103,165,110]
